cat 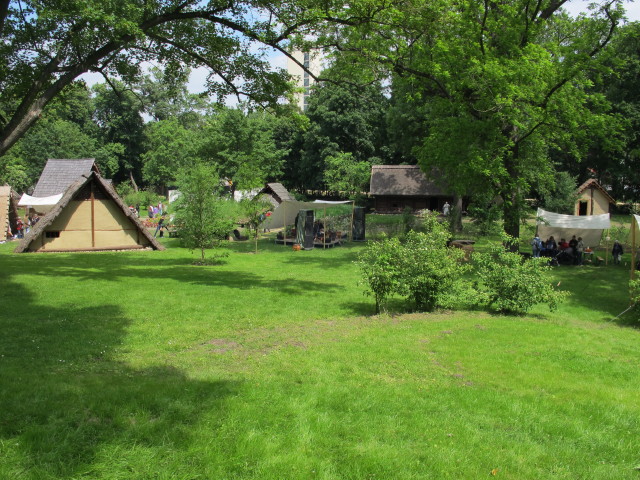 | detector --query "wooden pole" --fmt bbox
[350,201,355,242]
[632,216,637,281]
[90,181,95,248]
